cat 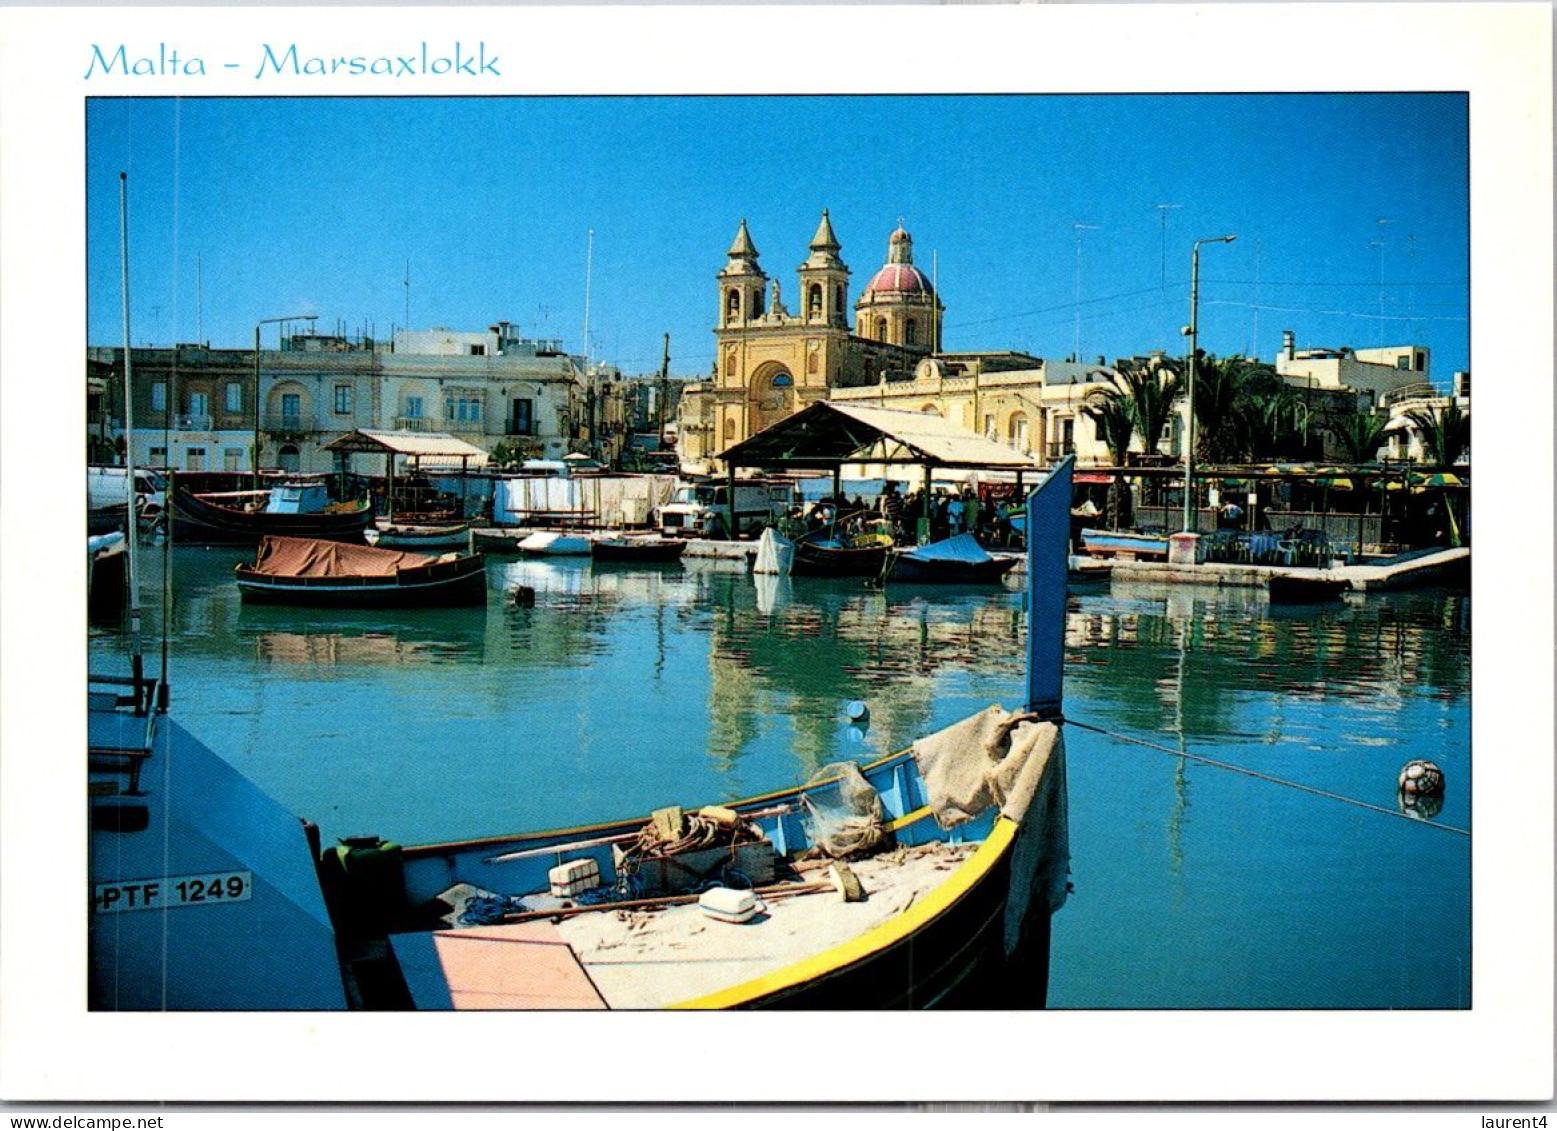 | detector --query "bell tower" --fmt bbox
[796,209,850,329]
[717,218,767,328]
